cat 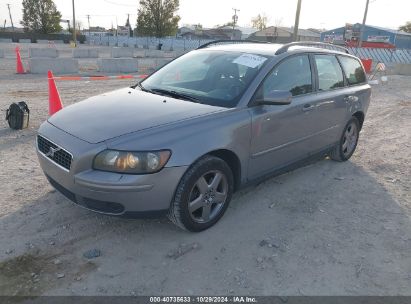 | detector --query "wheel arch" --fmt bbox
[352,111,365,130]
[207,149,242,191]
